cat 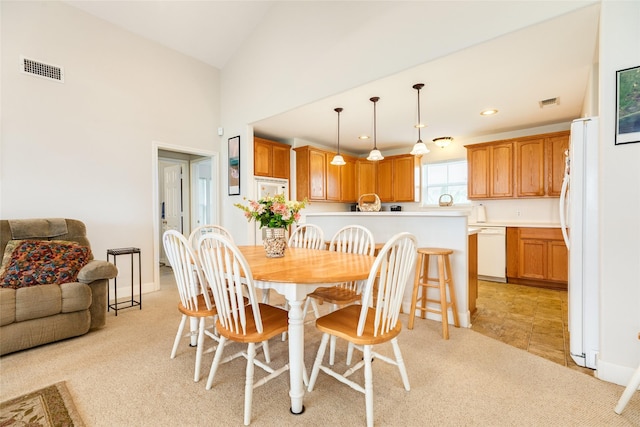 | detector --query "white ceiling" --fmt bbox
[65,1,600,155]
